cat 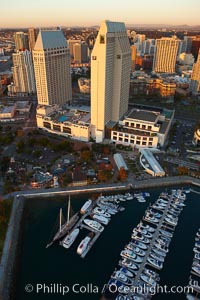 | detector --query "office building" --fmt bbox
[131,45,137,71]
[153,38,179,73]
[28,27,37,51]
[91,20,131,142]
[33,29,72,106]
[190,49,200,94]
[191,37,200,61]
[68,39,81,57]
[73,42,88,63]
[14,32,29,51]
[8,50,35,95]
